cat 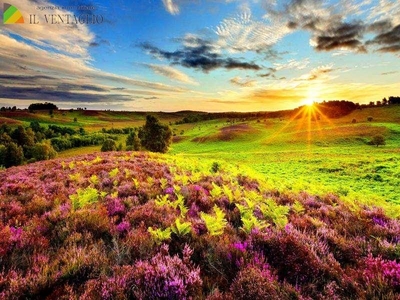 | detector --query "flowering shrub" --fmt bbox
[0,151,399,298]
